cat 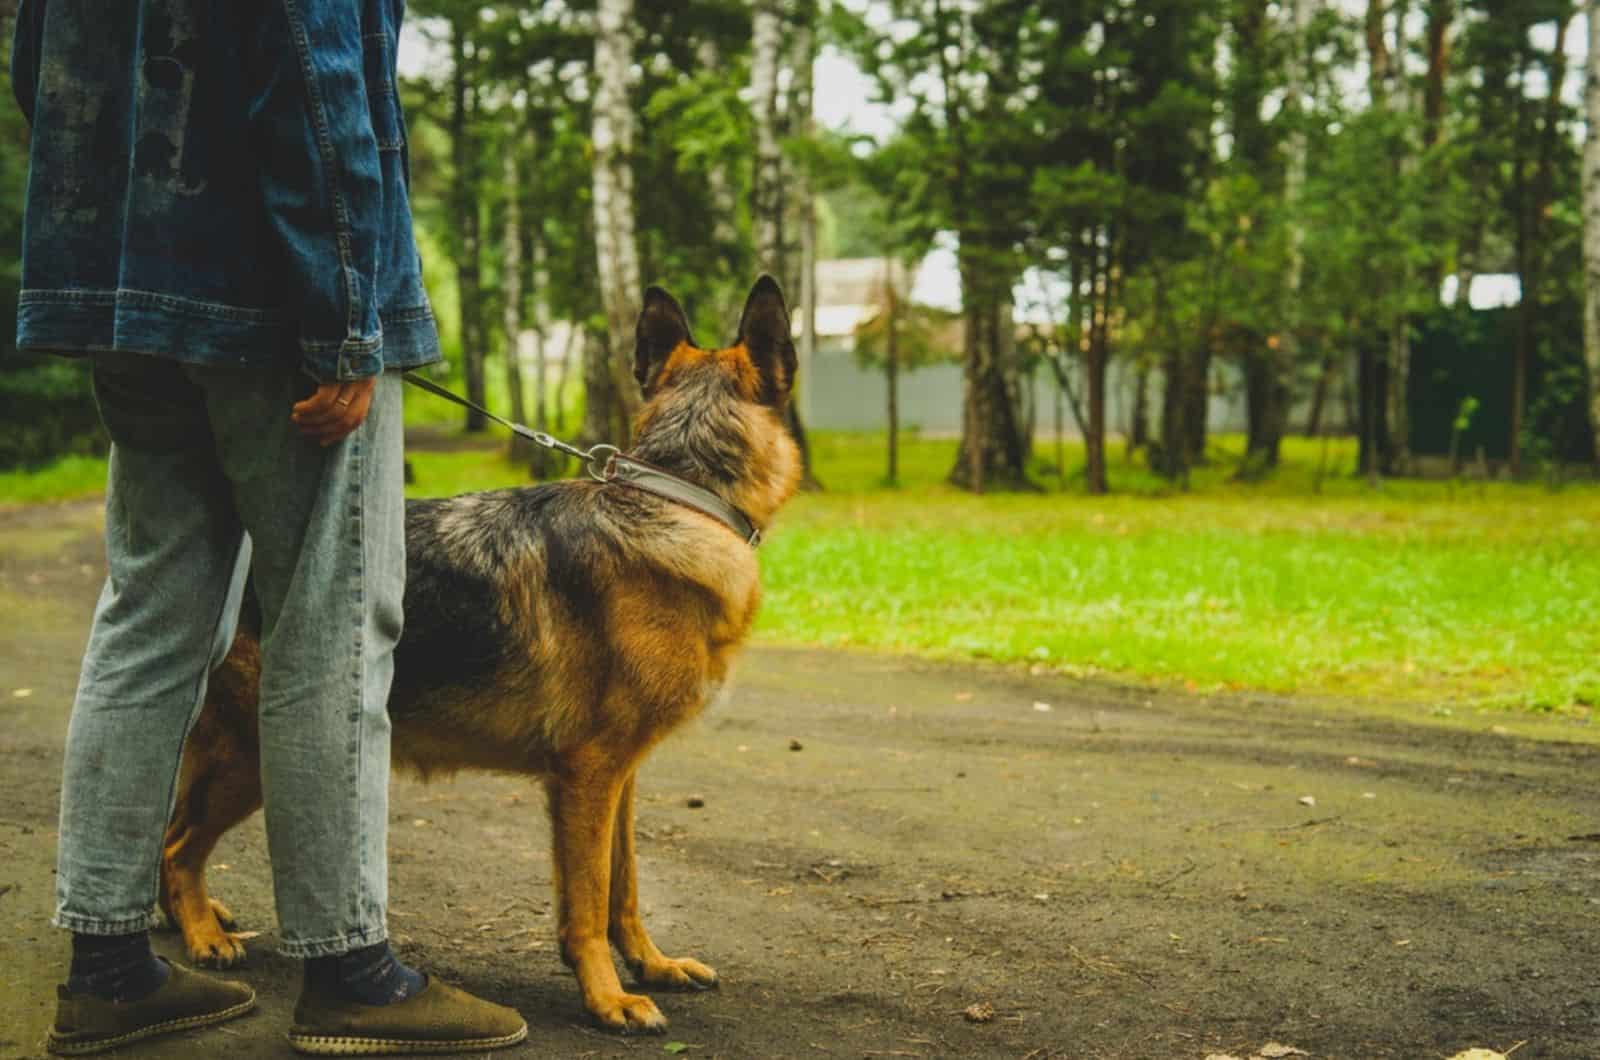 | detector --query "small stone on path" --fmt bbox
[962,1001,995,1023]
